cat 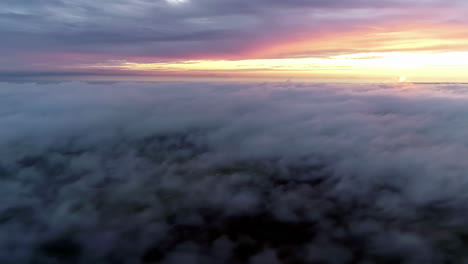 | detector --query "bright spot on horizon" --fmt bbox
[89,51,468,82]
